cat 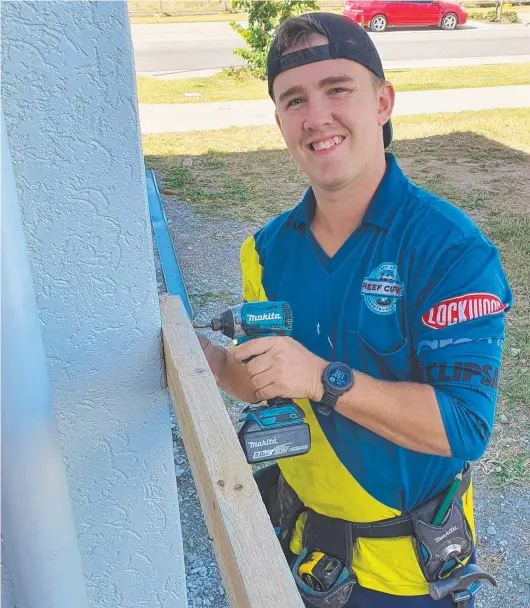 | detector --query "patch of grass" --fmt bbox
[136,69,267,104]
[190,289,239,308]
[389,63,530,92]
[392,108,530,152]
[137,64,530,104]
[130,12,247,24]
[165,166,192,187]
[152,156,254,217]
[144,107,530,486]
